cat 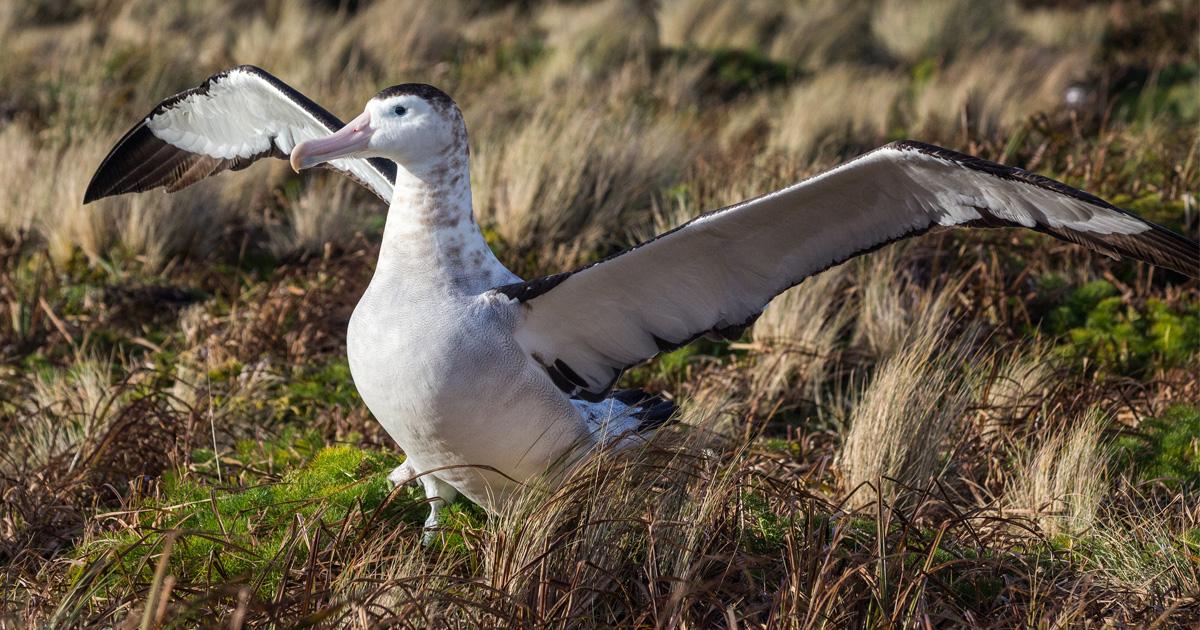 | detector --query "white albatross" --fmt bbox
[85,66,1200,535]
